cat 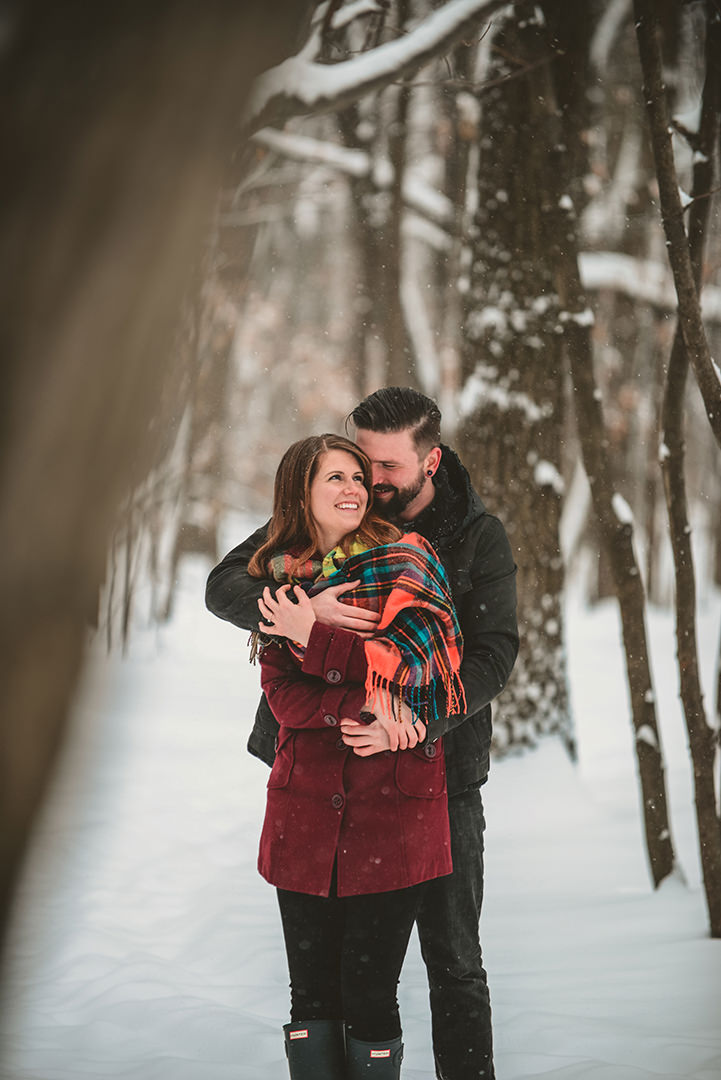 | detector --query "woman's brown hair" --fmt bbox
[248,434,401,578]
